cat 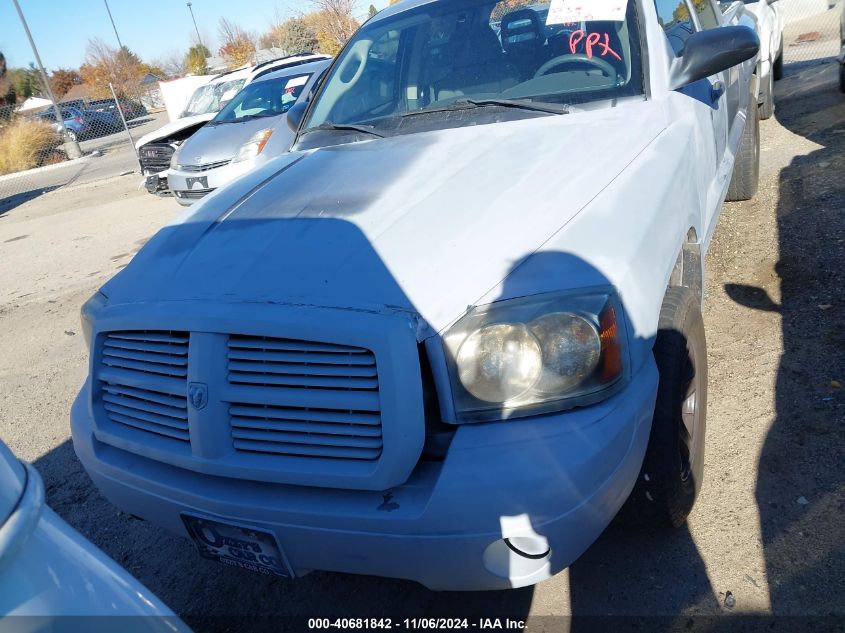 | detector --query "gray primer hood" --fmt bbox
[105,102,665,333]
